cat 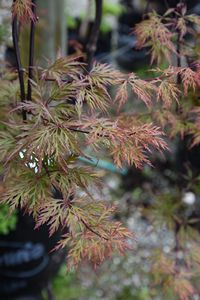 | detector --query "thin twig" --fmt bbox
[67,126,137,137]
[12,1,26,120]
[67,126,111,138]
[81,218,108,240]
[86,0,103,71]
[27,0,36,101]
[67,127,93,135]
